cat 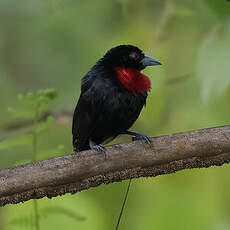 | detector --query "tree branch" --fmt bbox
[0,125,230,207]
